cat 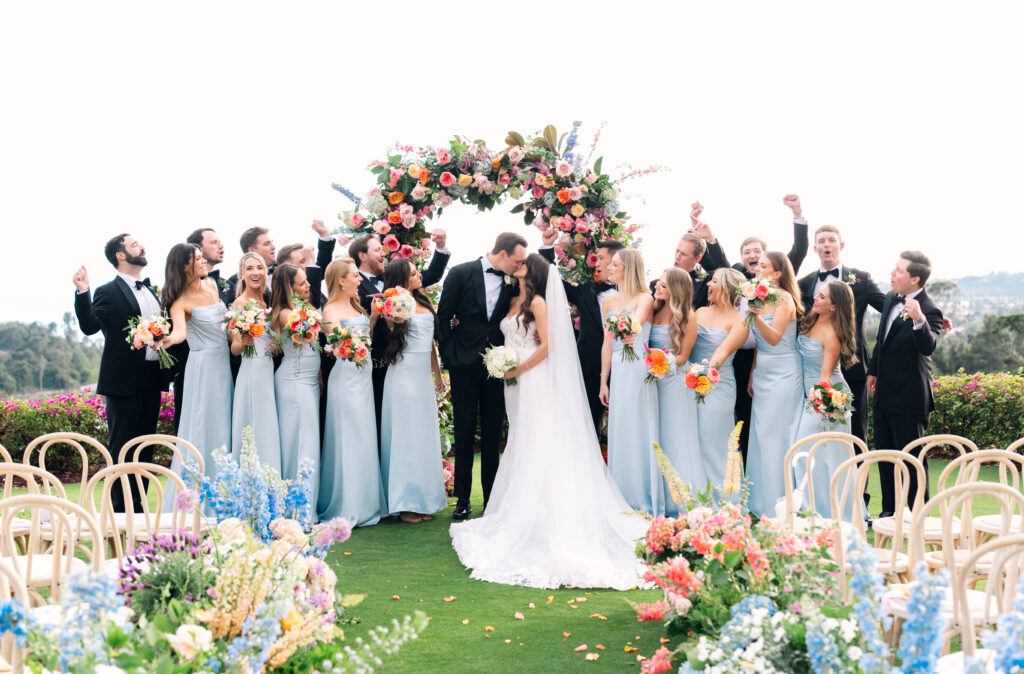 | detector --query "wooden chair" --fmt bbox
[0,463,68,552]
[934,533,1024,672]
[830,451,927,595]
[872,433,979,549]
[84,462,200,574]
[22,431,113,502]
[938,449,1024,547]
[0,495,103,604]
[0,444,11,463]
[118,434,205,477]
[782,432,863,528]
[0,562,29,673]
[1006,437,1024,454]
